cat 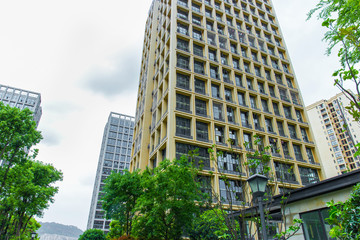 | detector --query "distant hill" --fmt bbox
[37,222,83,240]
